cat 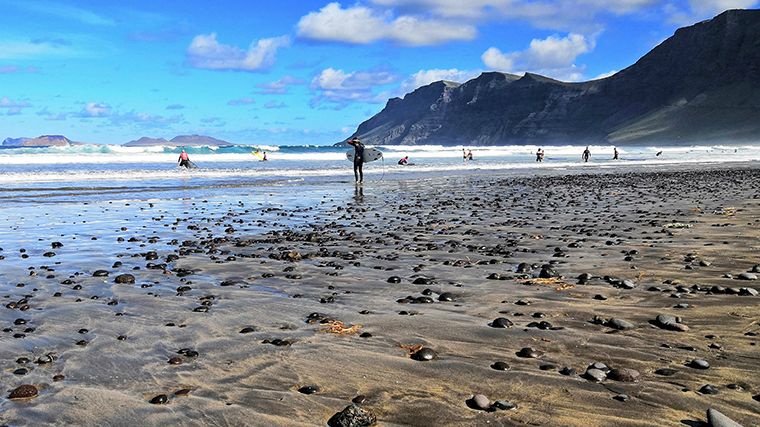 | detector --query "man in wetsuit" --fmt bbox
[178,149,191,168]
[582,146,591,163]
[613,147,619,160]
[347,137,364,183]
